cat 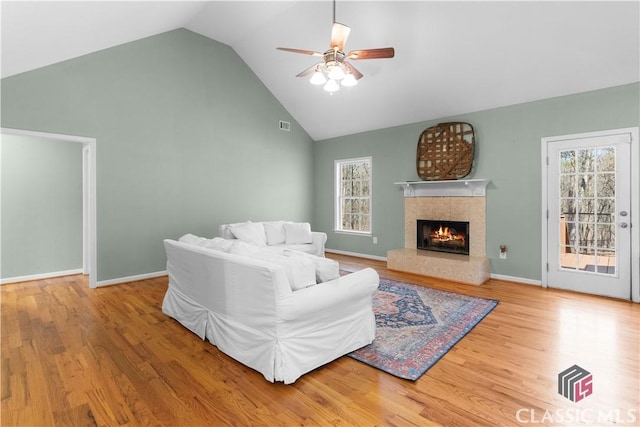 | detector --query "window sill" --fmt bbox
[333,230,372,237]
